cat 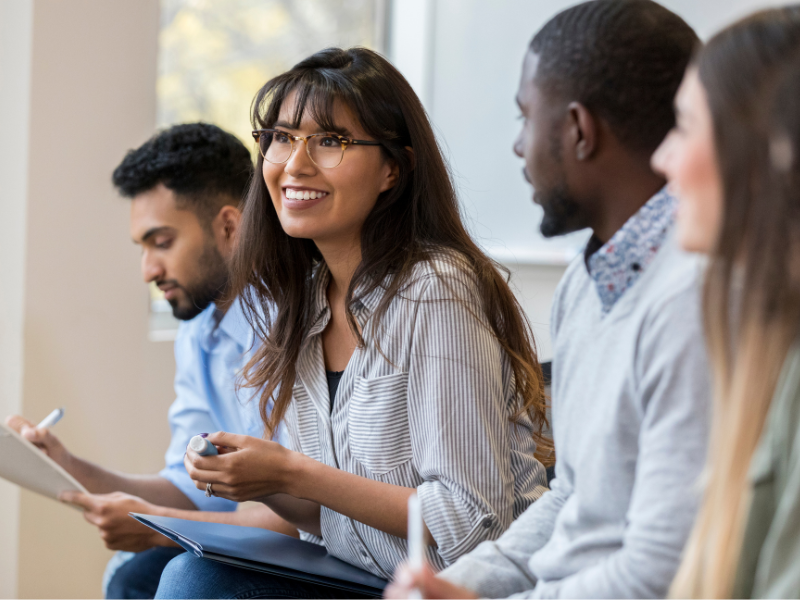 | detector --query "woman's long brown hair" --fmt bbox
[671,8,800,598]
[229,47,553,464]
